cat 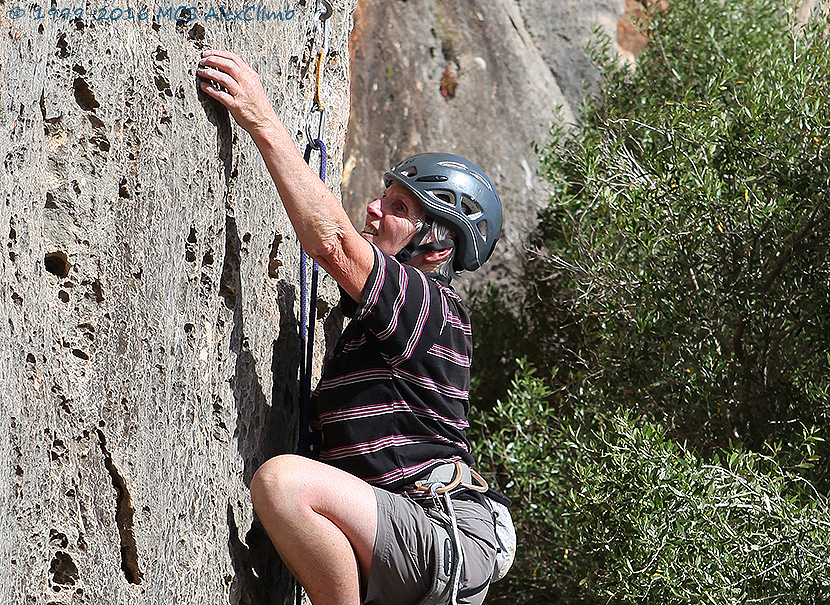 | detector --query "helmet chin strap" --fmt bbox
[395,219,454,264]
